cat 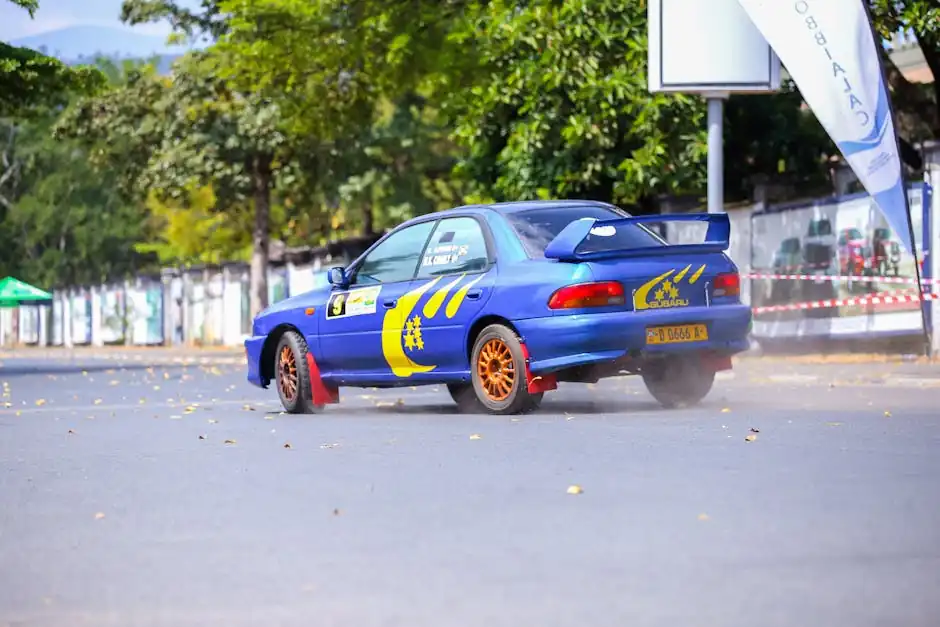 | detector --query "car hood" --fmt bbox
[255,286,331,320]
